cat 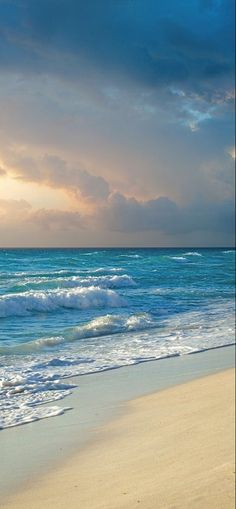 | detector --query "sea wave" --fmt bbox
[169,256,187,261]
[0,303,234,429]
[119,254,141,258]
[55,274,136,289]
[0,248,234,430]
[45,312,154,344]
[8,273,136,292]
[92,267,124,273]
[0,313,155,354]
[0,286,126,318]
[184,252,203,257]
